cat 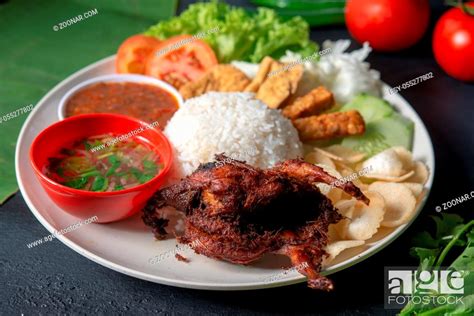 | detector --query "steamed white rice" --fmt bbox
[164,92,303,176]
